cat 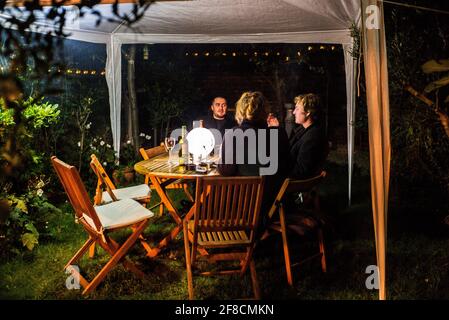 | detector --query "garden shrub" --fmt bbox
[0,97,62,257]
[0,180,61,259]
